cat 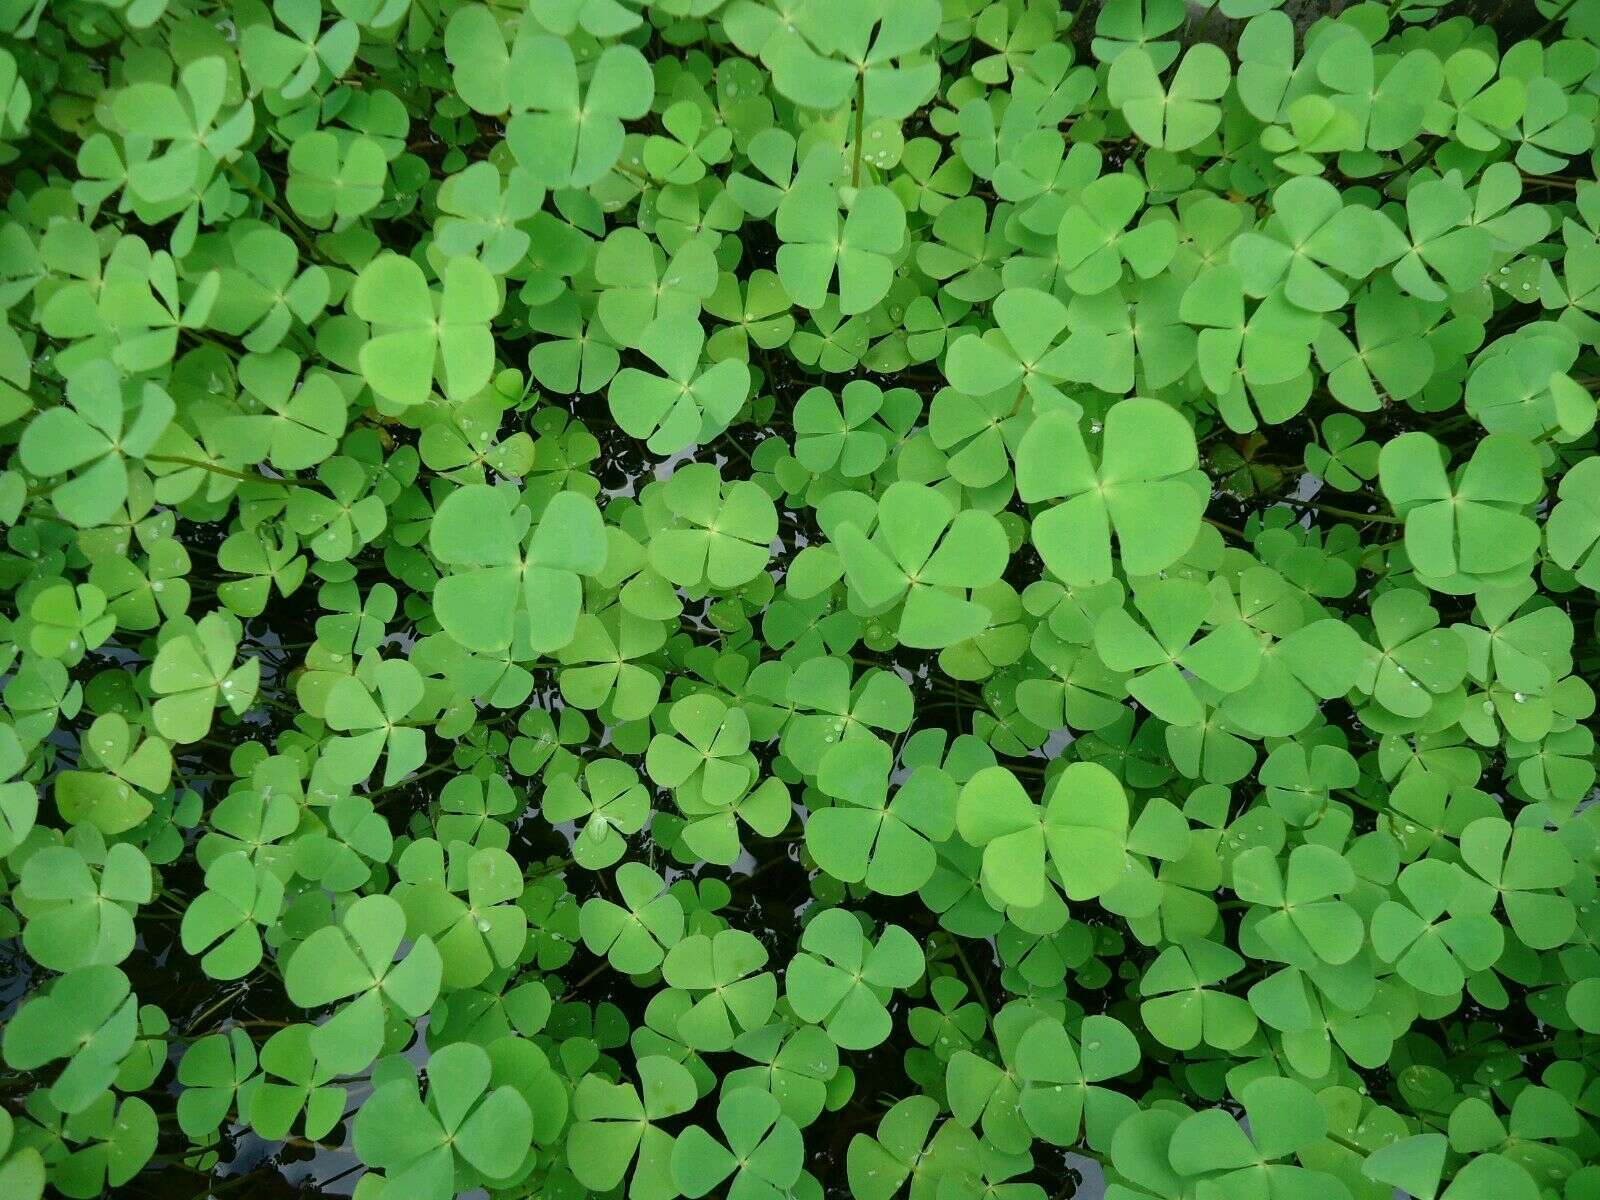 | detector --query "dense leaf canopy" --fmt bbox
[0,2,1599,1200]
